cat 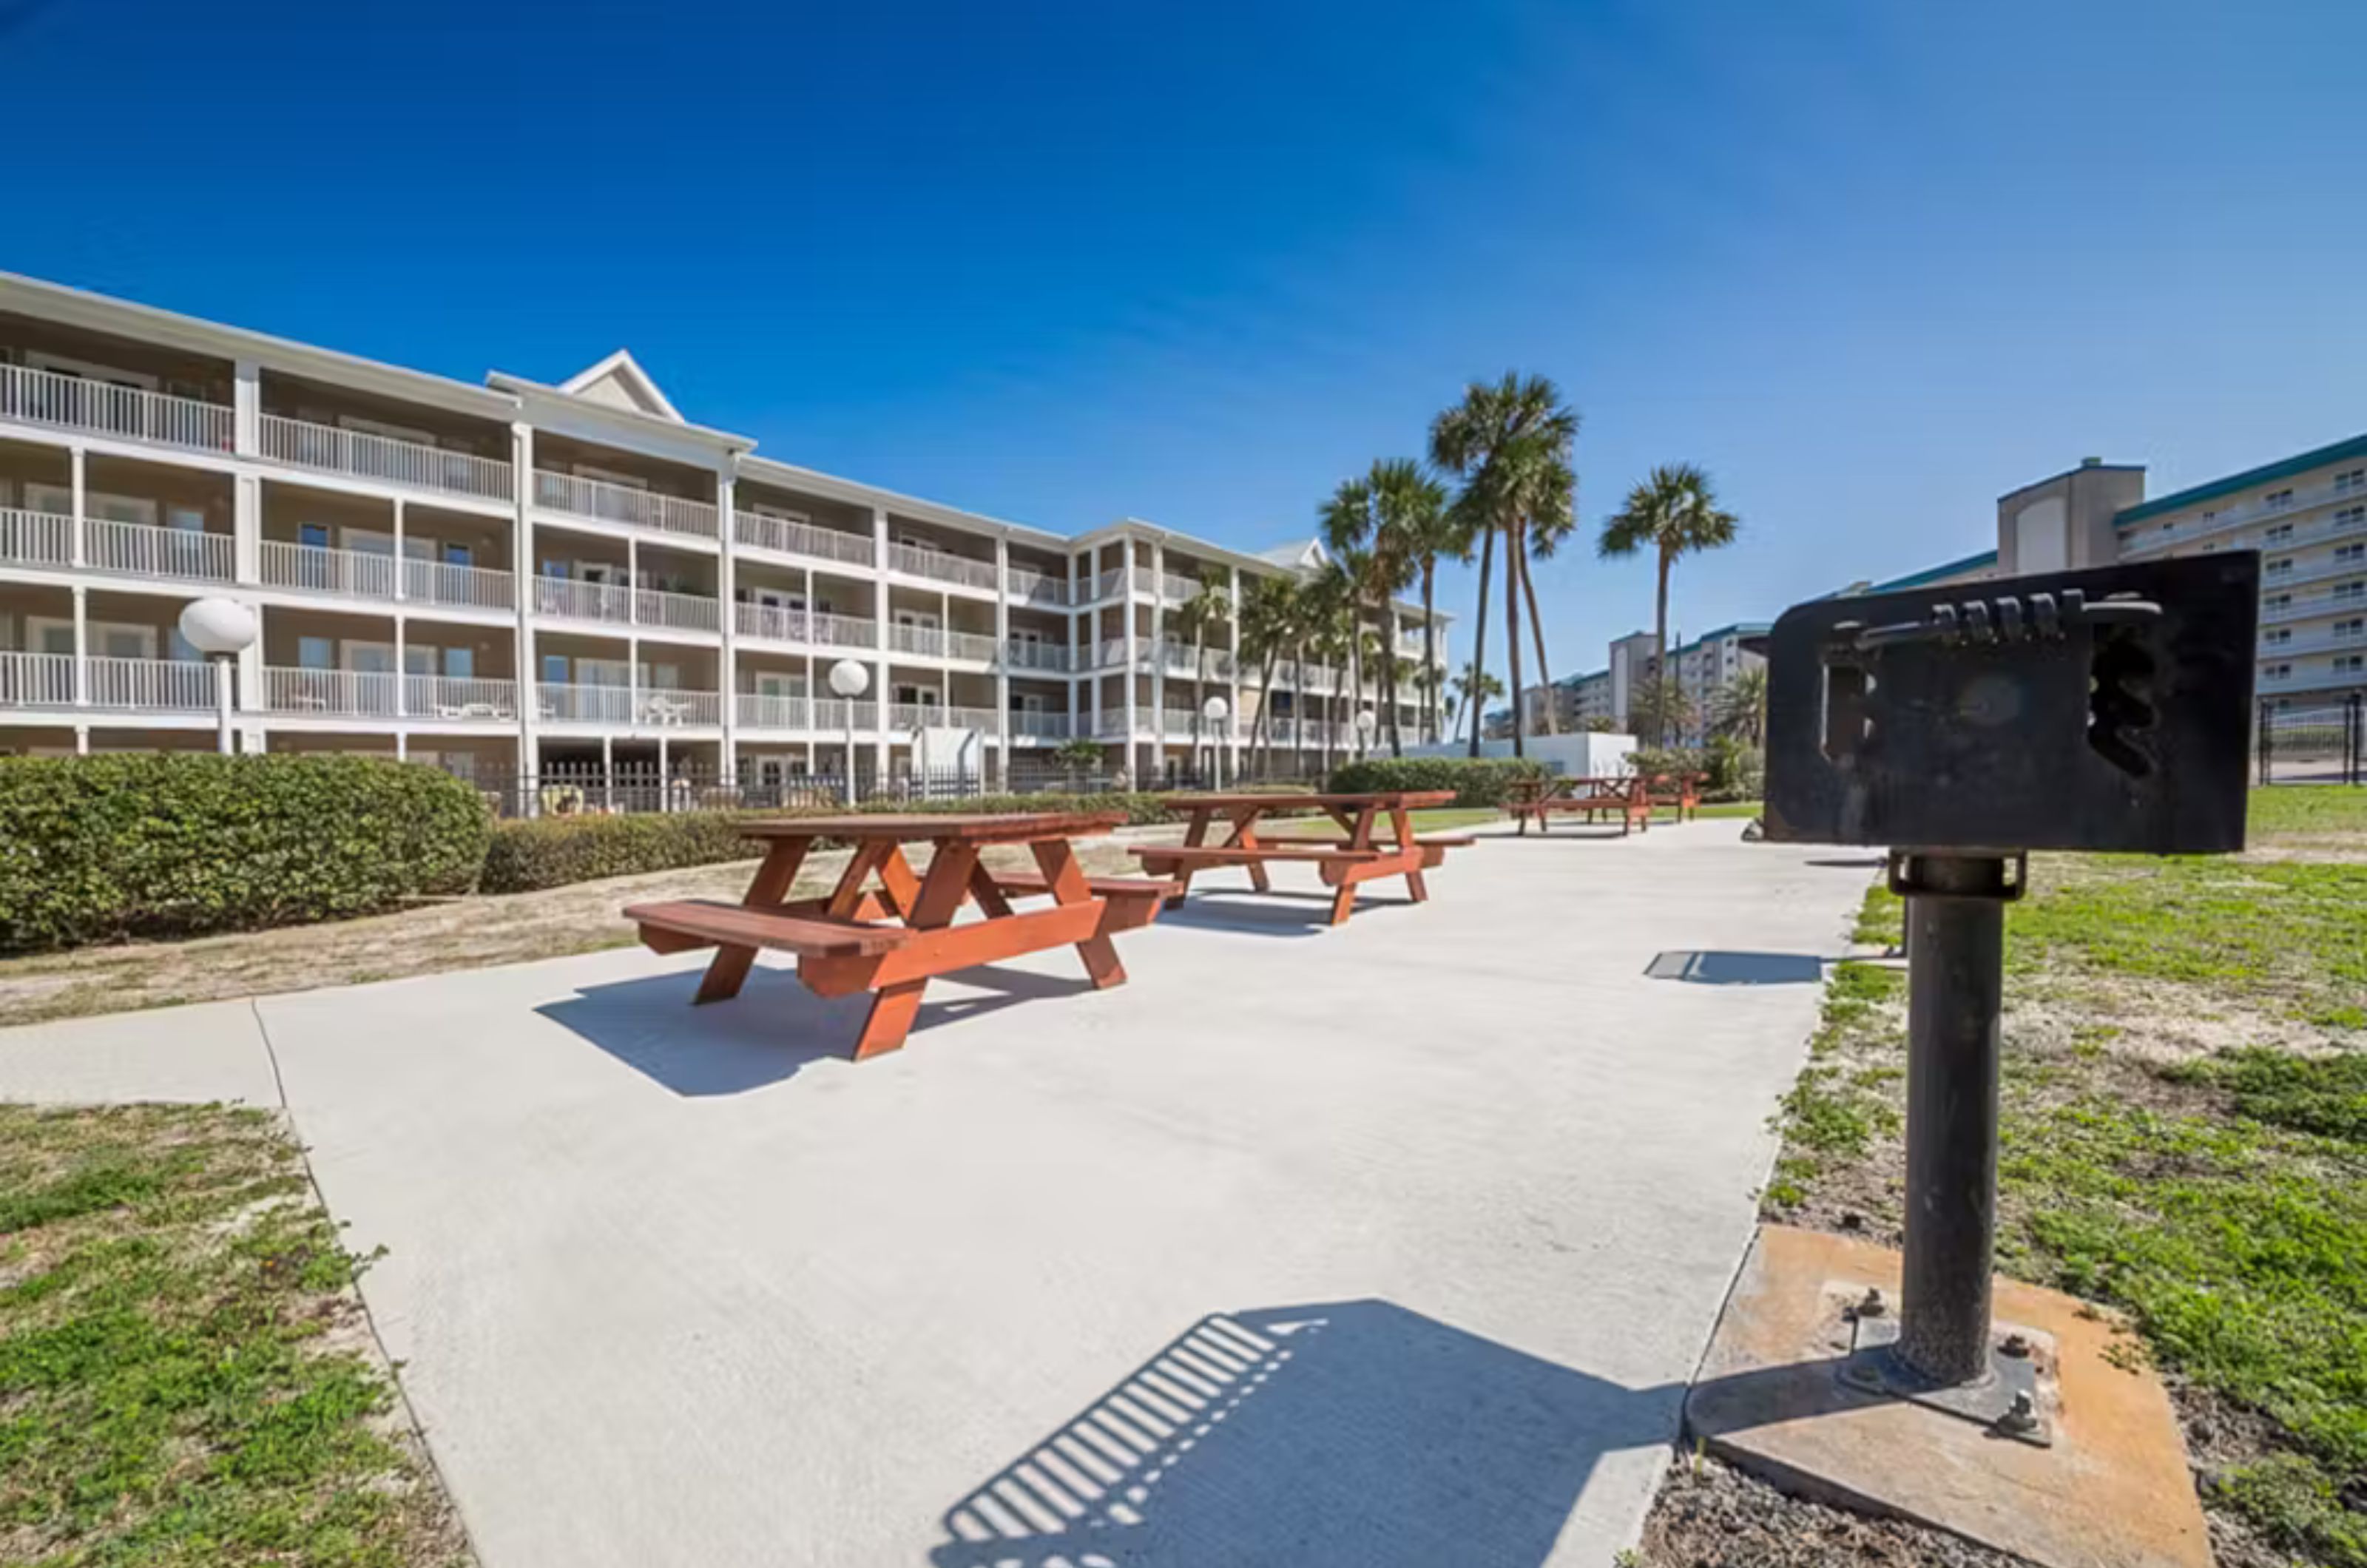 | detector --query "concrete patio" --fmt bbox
[0,822,1877,1568]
